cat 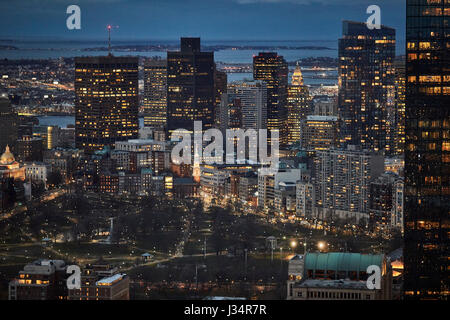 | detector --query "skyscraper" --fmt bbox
[167,38,215,133]
[253,52,288,145]
[394,57,406,156]
[224,80,267,130]
[287,63,310,144]
[214,67,228,125]
[300,115,338,151]
[0,97,17,153]
[313,148,384,217]
[404,0,449,300]
[75,56,139,154]
[143,60,167,130]
[338,21,396,153]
